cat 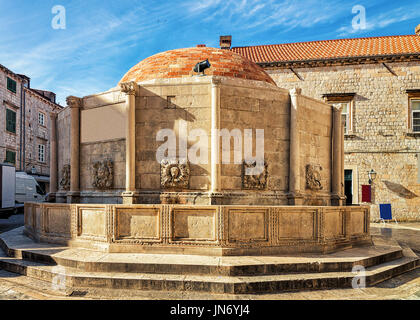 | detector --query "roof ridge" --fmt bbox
[231,34,418,49]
